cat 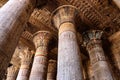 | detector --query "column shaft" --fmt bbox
[30,47,48,80]
[109,31,120,78]
[113,0,120,9]
[87,61,94,80]
[47,60,57,80]
[0,0,35,78]
[88,40,113,80]
[83,61,89,80]
[58,23,83,80]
